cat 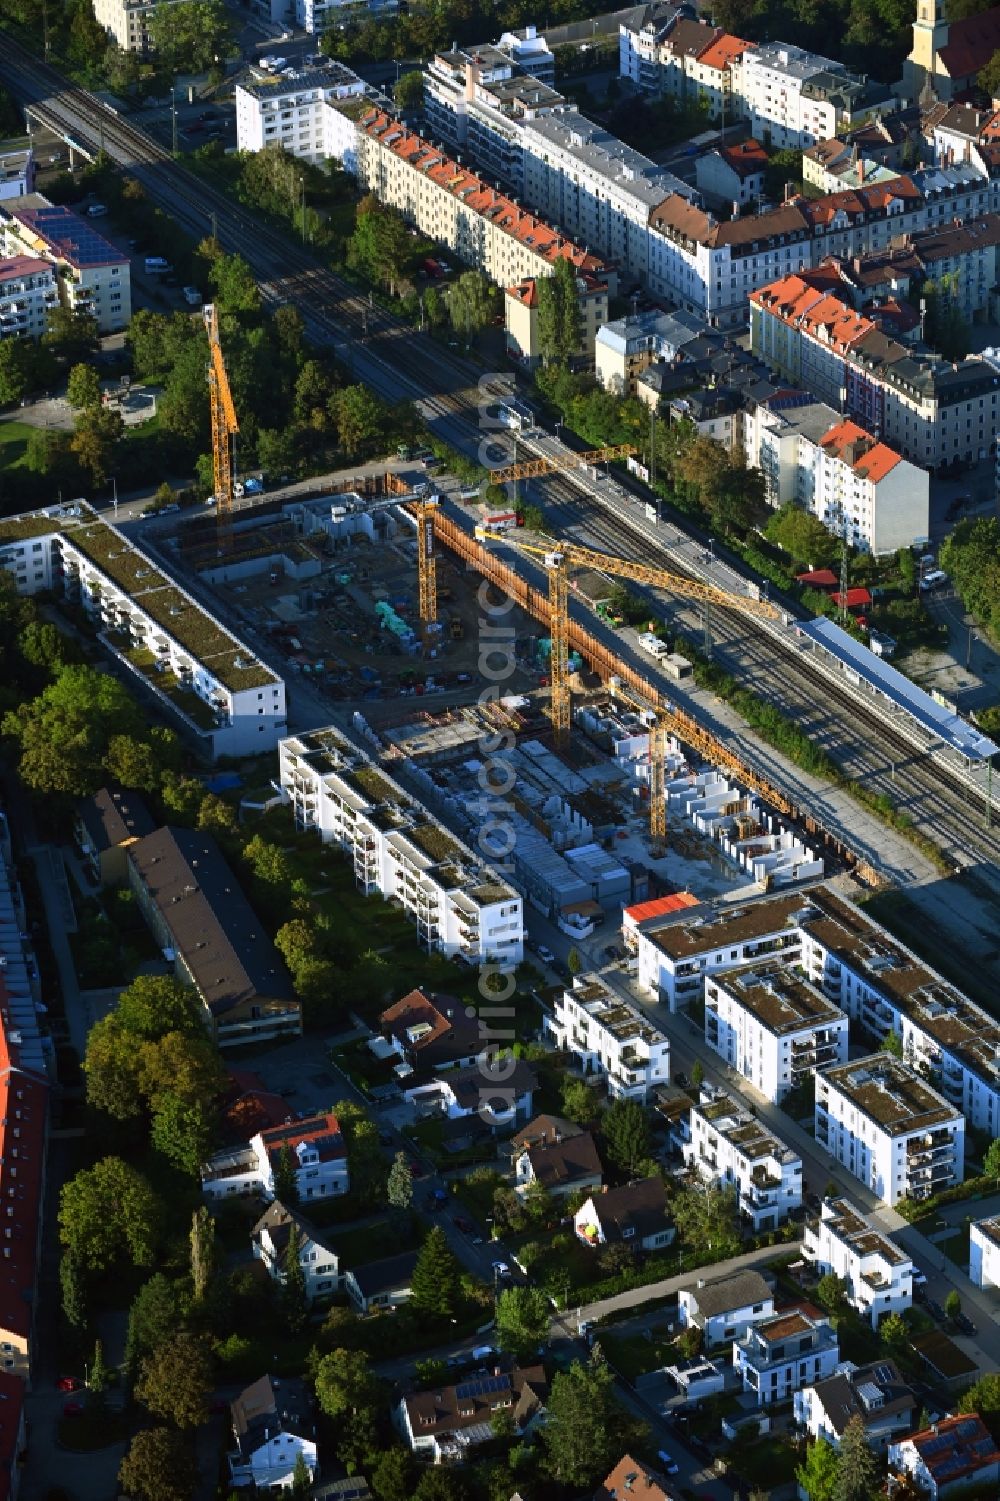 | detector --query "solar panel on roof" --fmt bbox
[455,1375,509,1400]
